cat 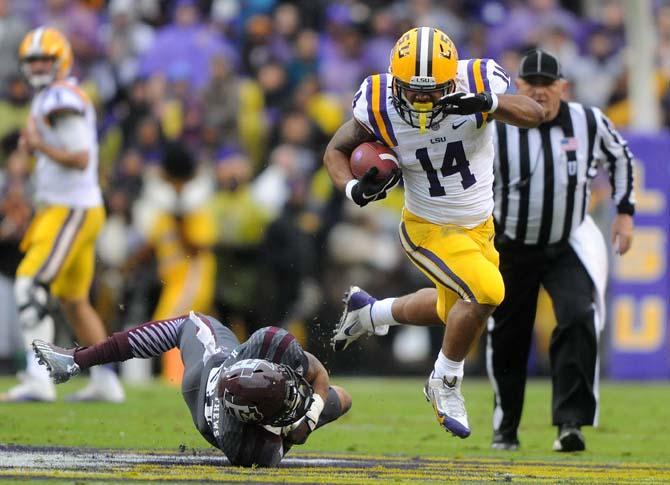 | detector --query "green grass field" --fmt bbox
[2,376,670,483]
[2,376,669,461]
